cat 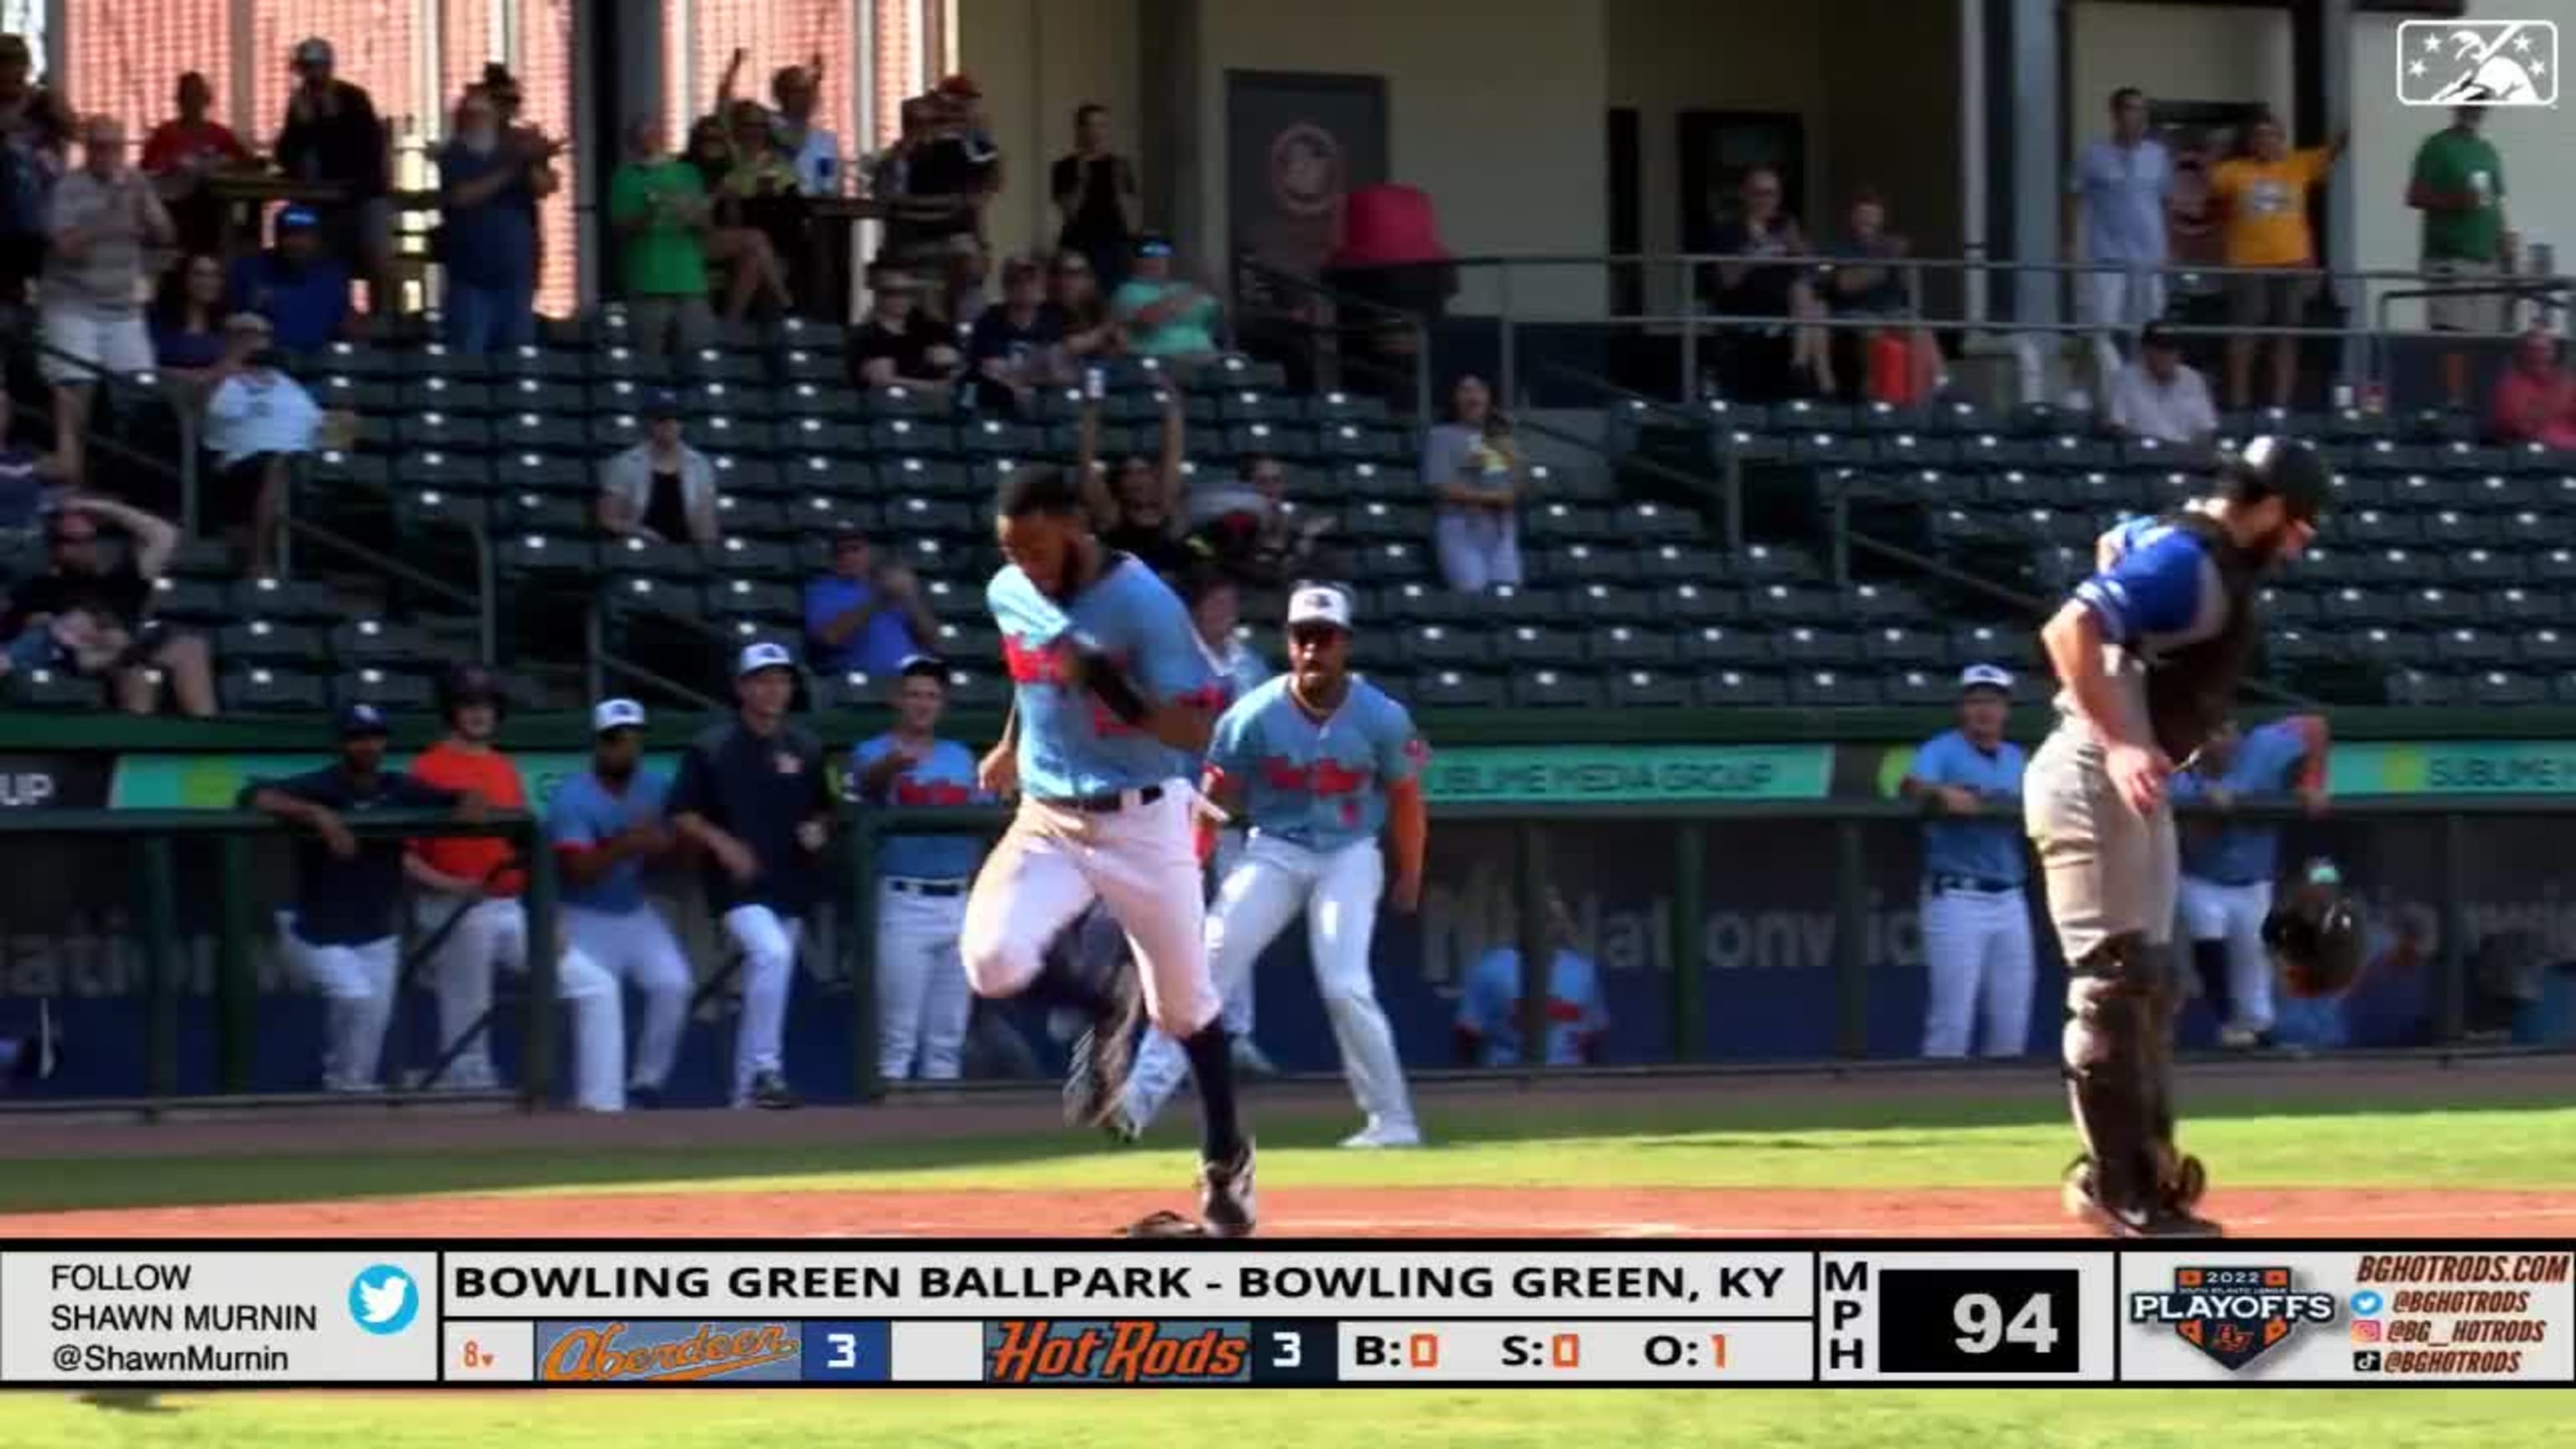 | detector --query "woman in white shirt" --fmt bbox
[1420,375,1527,593]
[203,313,322,575]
